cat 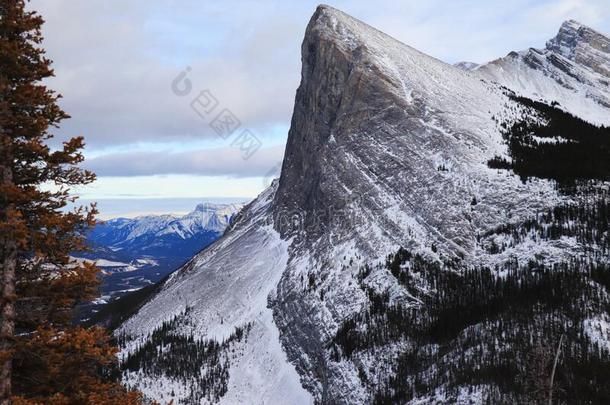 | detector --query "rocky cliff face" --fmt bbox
[547,19,610,77]
[476,20,610,124]
[118,6,610,404]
